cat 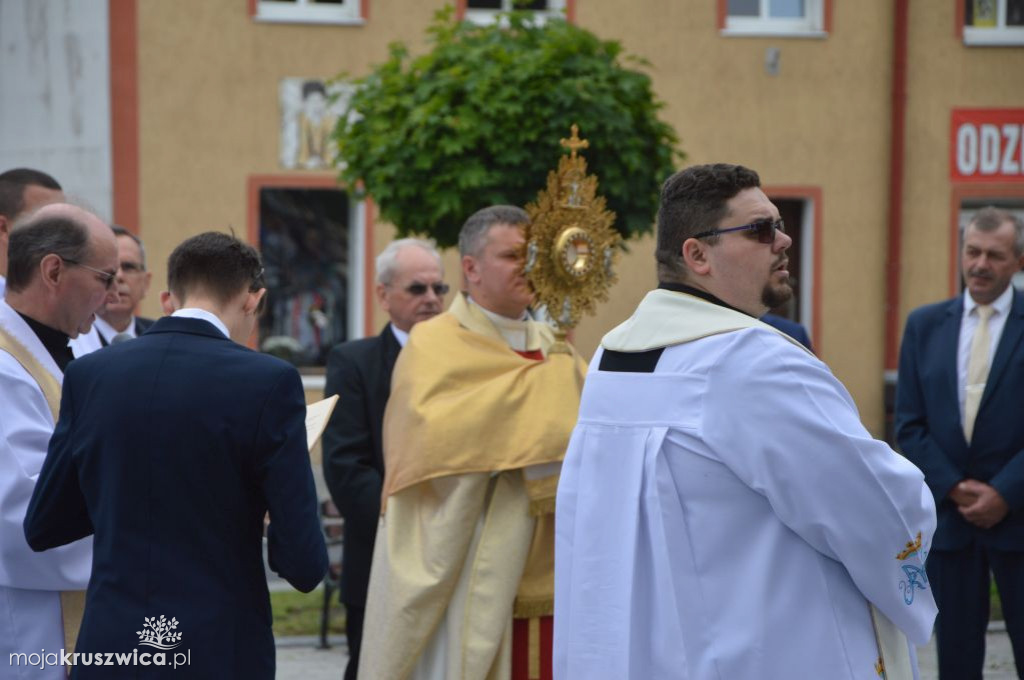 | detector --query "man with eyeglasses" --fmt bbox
[0,203,118,679]
[0,168,65,297]
[321,237,447,680]
[359,206,586,680]
[70,226,155,355]
[554,164,937,680]
[24,231,327,680]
